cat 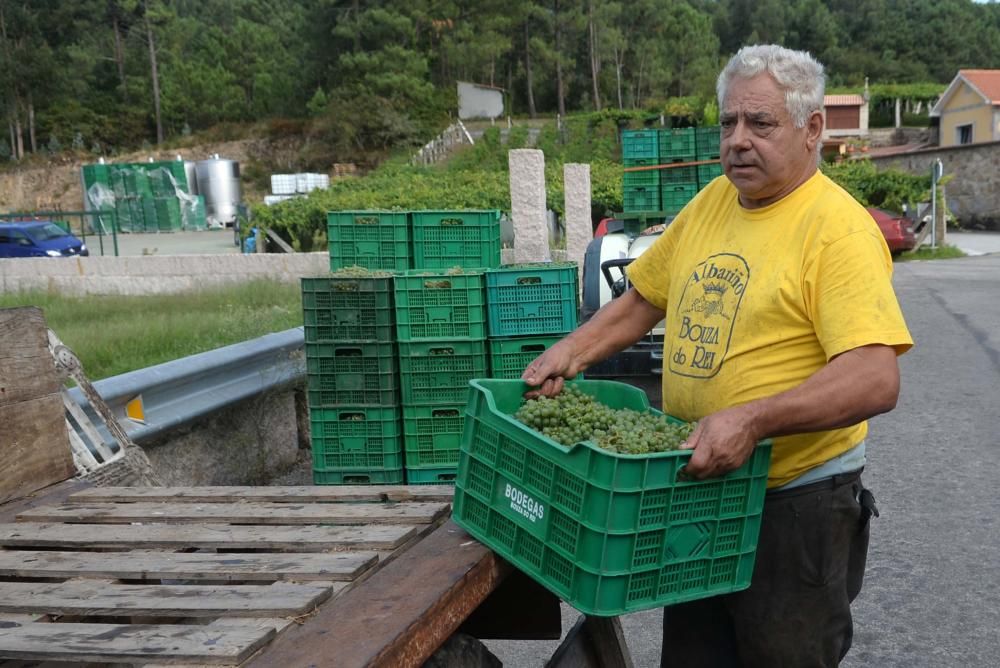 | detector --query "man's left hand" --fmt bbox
[679,404,761,479]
